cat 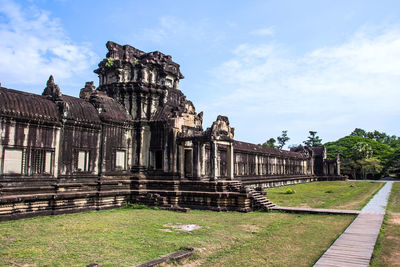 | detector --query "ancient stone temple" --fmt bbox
[0,41,341,220]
